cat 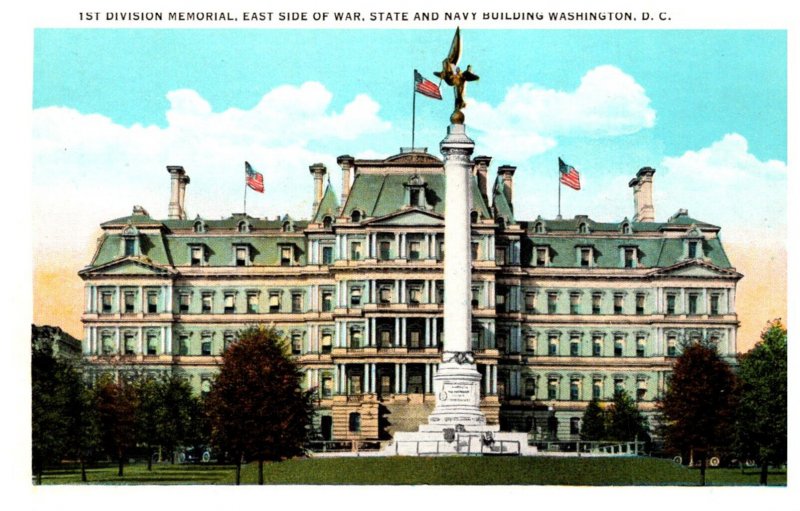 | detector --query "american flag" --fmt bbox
[559,158,581,191]
[245,161,264,193]
[414,70,442,100]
